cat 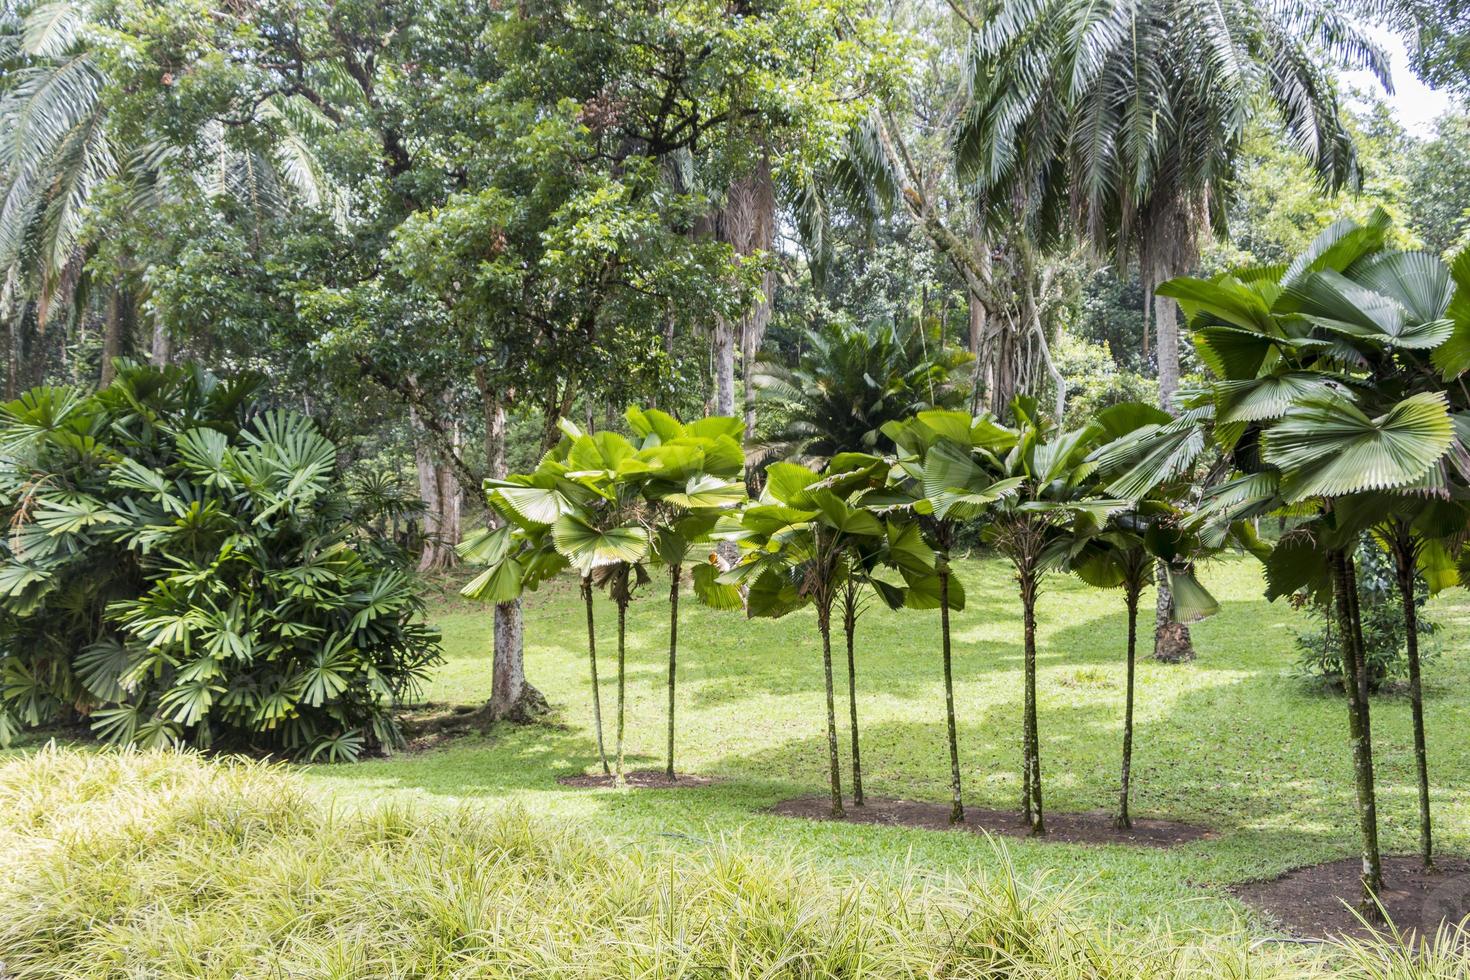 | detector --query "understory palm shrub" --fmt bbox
[1292,537,1437,693]
[0,364,441,759]
[2,747,1466,980]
